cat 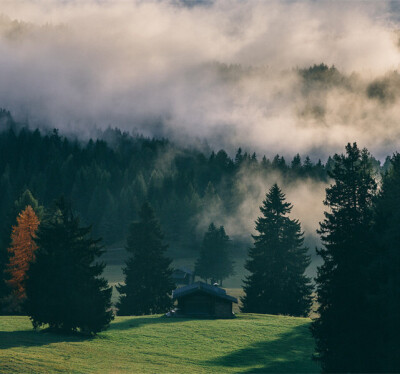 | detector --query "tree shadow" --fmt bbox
[109,315,196,330]
[0,315,205,349]
[207,323,319,373]
[0,329,91,350]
